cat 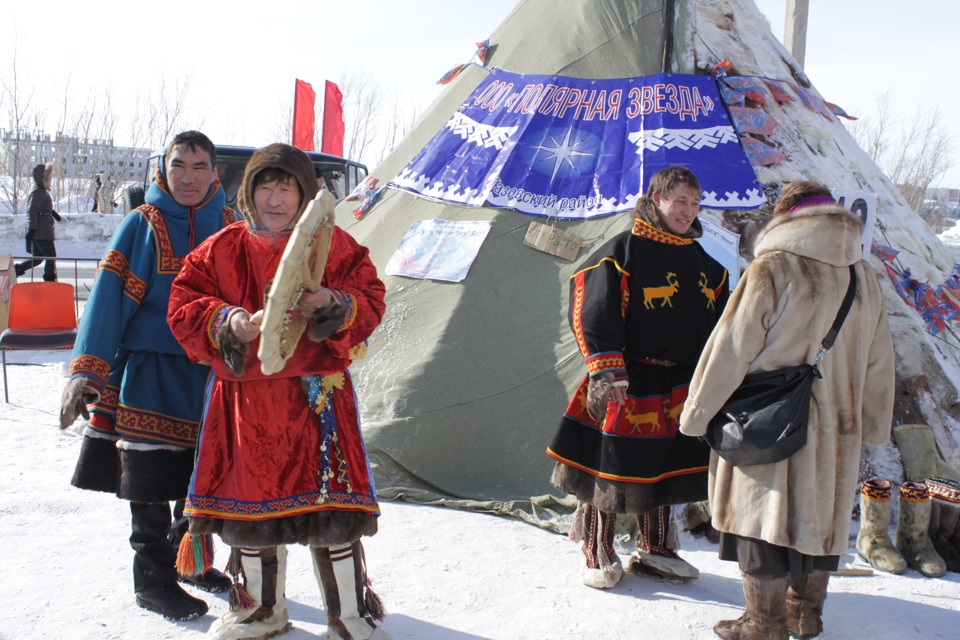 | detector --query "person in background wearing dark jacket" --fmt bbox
[15,163,61,281]
[92,174,102,212]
